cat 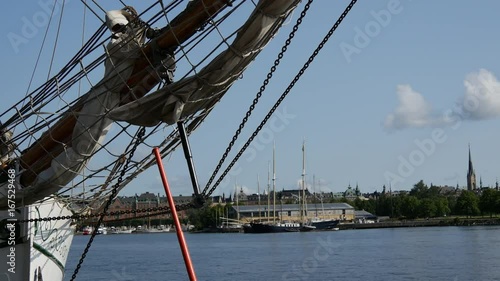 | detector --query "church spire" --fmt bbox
[467,144,476,191]
[468,143,474,173]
